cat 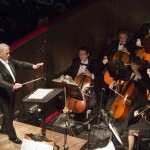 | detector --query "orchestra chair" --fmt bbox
[136,136,150,150]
